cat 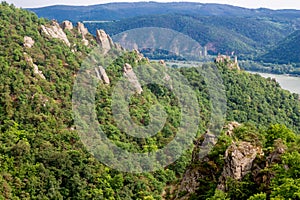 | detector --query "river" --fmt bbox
[248,71,300,94]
